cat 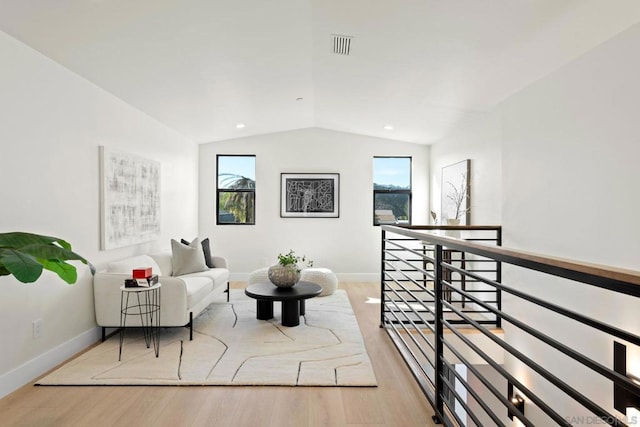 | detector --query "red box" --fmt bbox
[132,267,152,279]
